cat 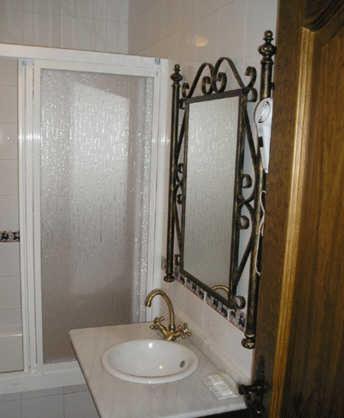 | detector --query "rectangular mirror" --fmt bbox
[182,94,241,295]
[171,76,252,314]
